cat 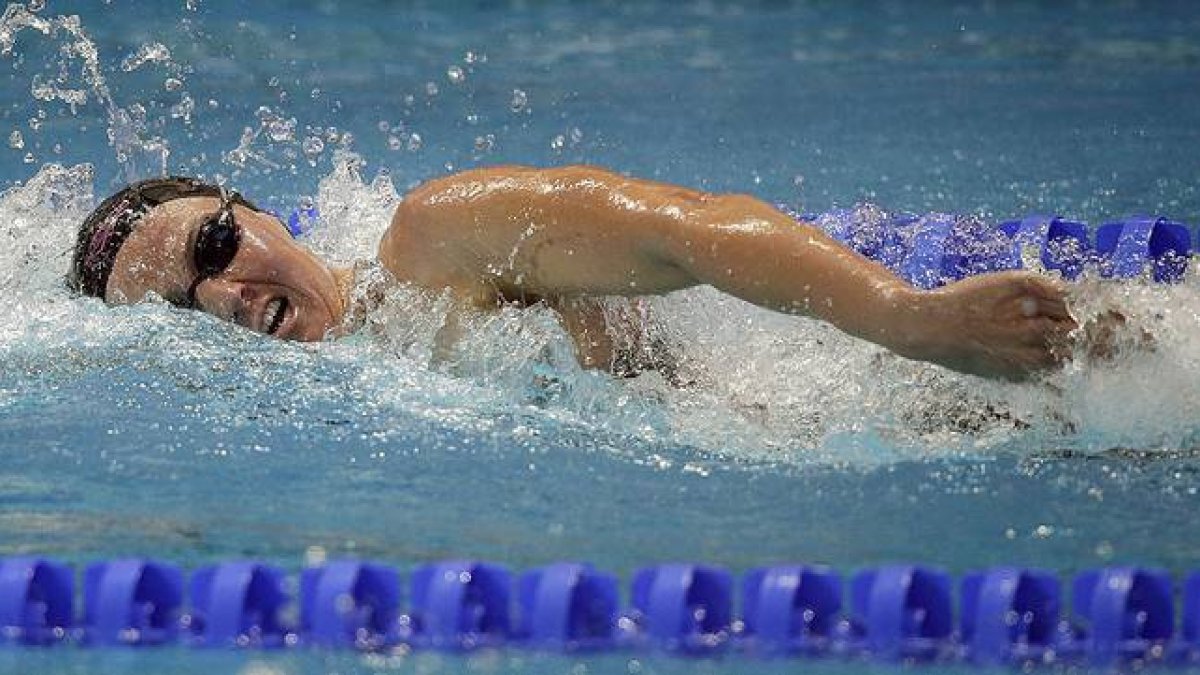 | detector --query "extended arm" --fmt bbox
[379,165,1074,379]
